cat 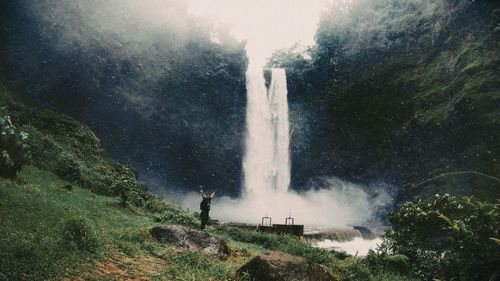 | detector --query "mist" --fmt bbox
[180,176,396,231]
[315,237,383,256]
